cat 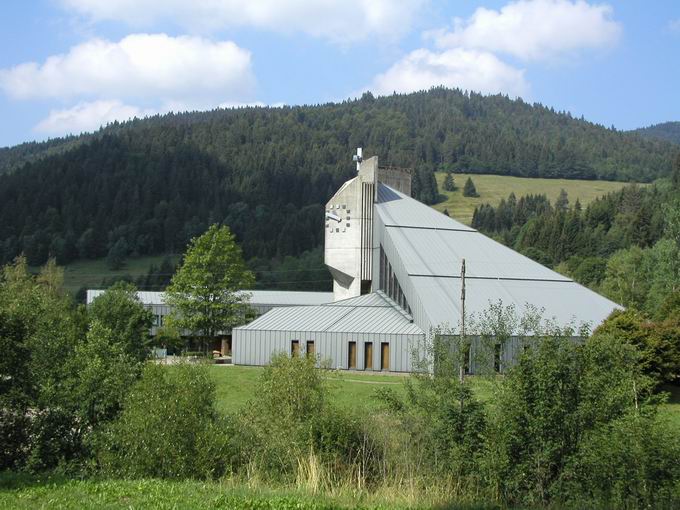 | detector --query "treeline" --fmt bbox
[472,155,680,315]
[0,88,676,271]
[634,121,680,145]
